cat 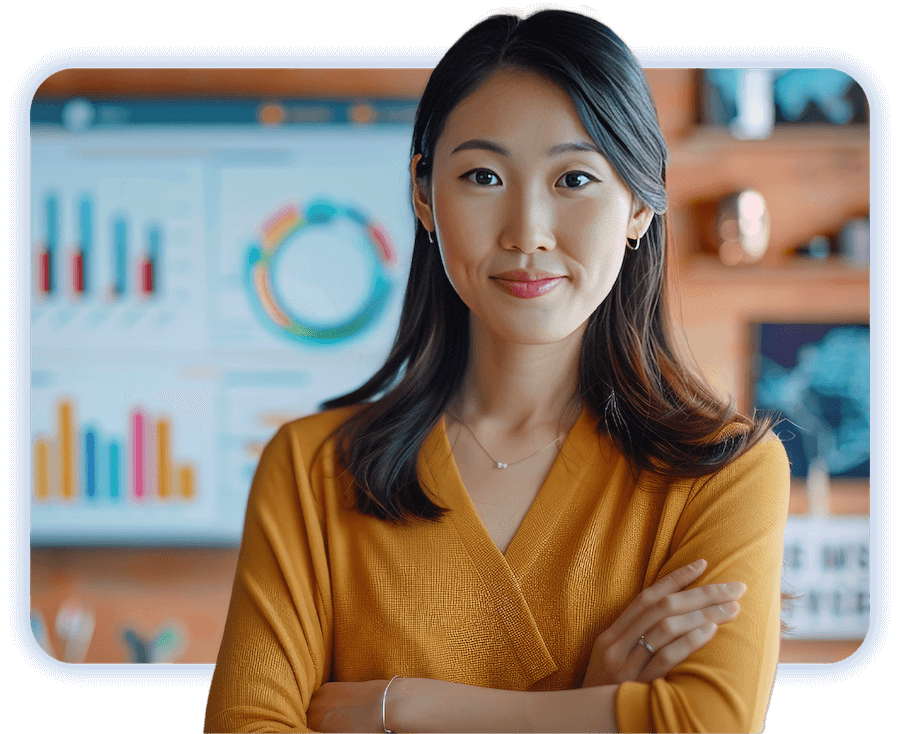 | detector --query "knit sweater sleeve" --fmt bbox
[616,435,791,733]
[205,423,333,733]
